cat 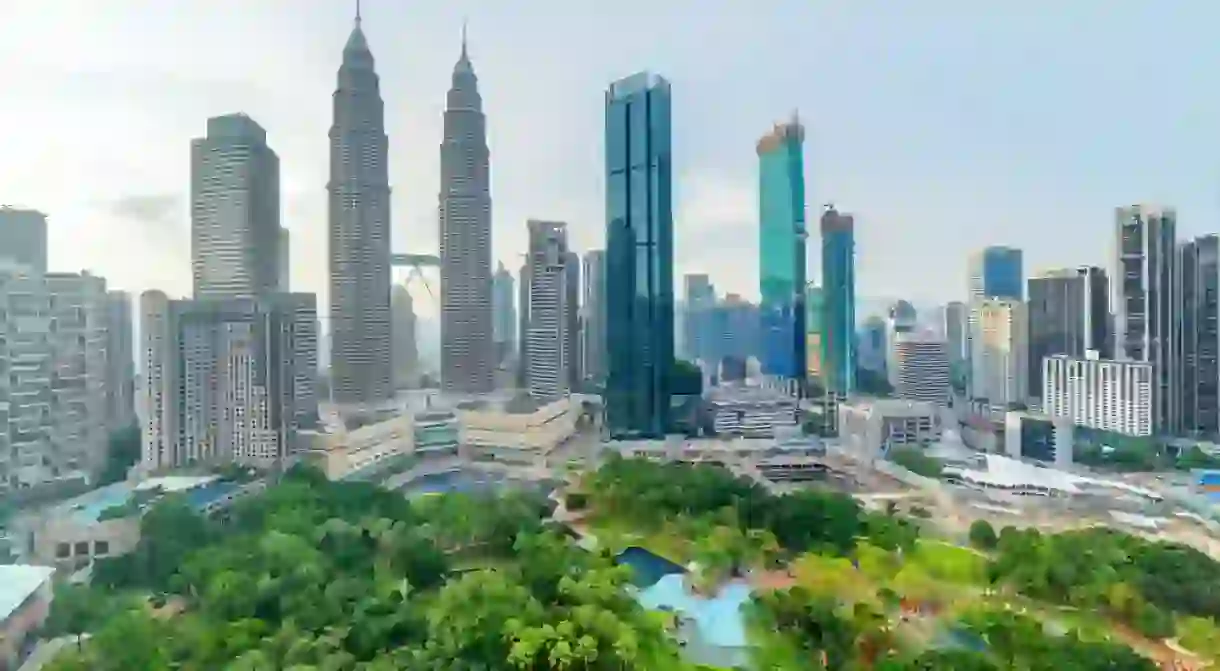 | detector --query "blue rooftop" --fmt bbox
[55,476,229,524]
